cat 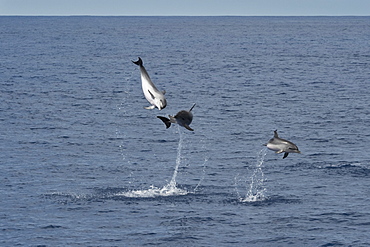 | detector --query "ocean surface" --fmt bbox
[1,16,370,246]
